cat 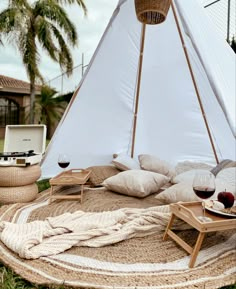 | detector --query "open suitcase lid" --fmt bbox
[3,125,47,154]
